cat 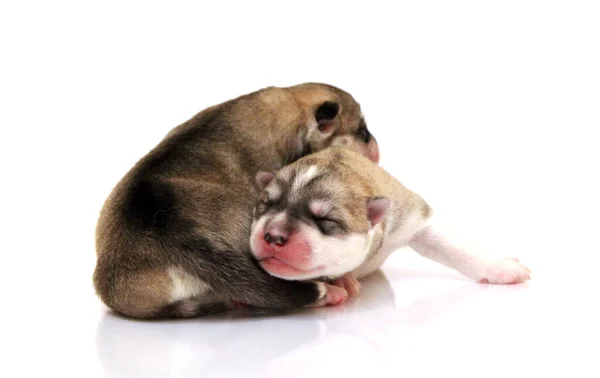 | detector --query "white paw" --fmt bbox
[480,258,531,284]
